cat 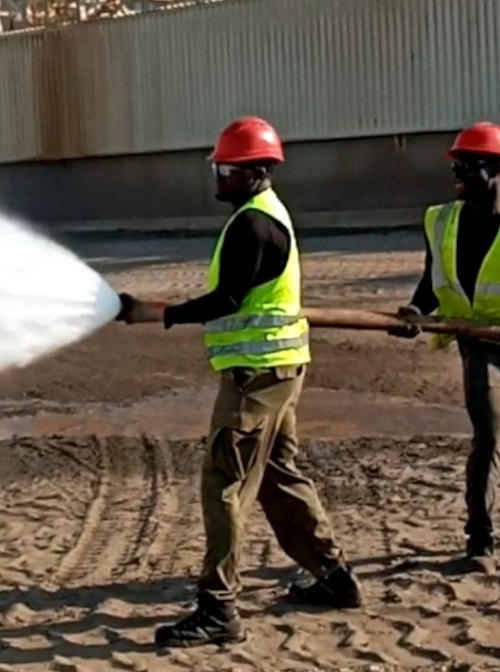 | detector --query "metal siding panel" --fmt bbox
[0,0,500,162]
[0,32,40,162]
